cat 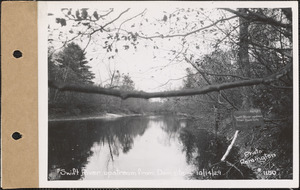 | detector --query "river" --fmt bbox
[48,115,254,180]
